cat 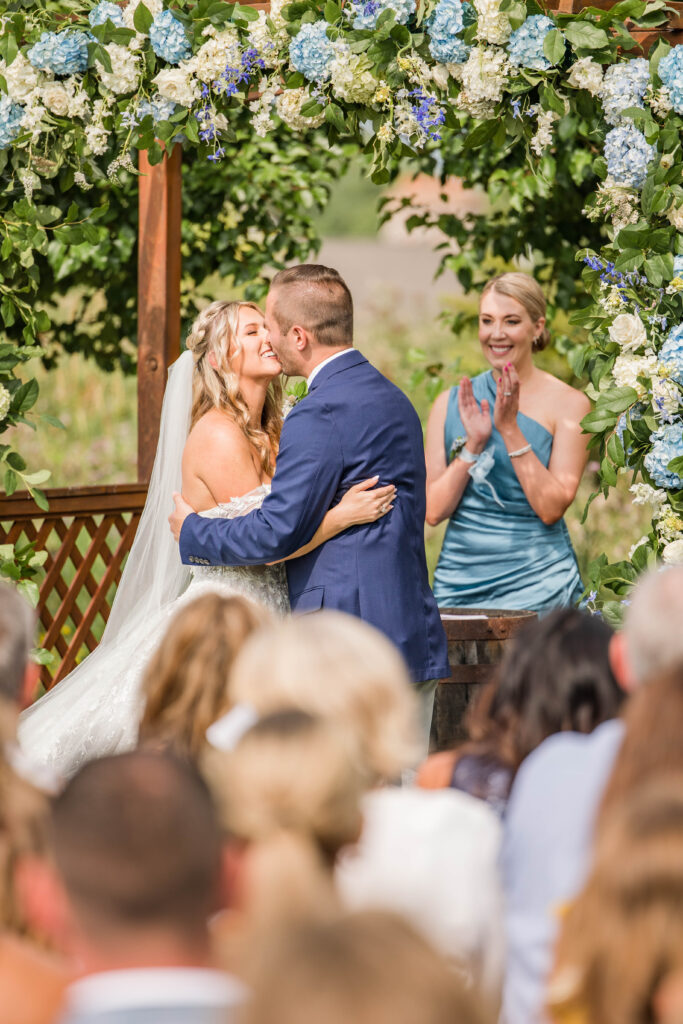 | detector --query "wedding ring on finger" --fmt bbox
[503,391,512,396]
[380,503,388,514]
